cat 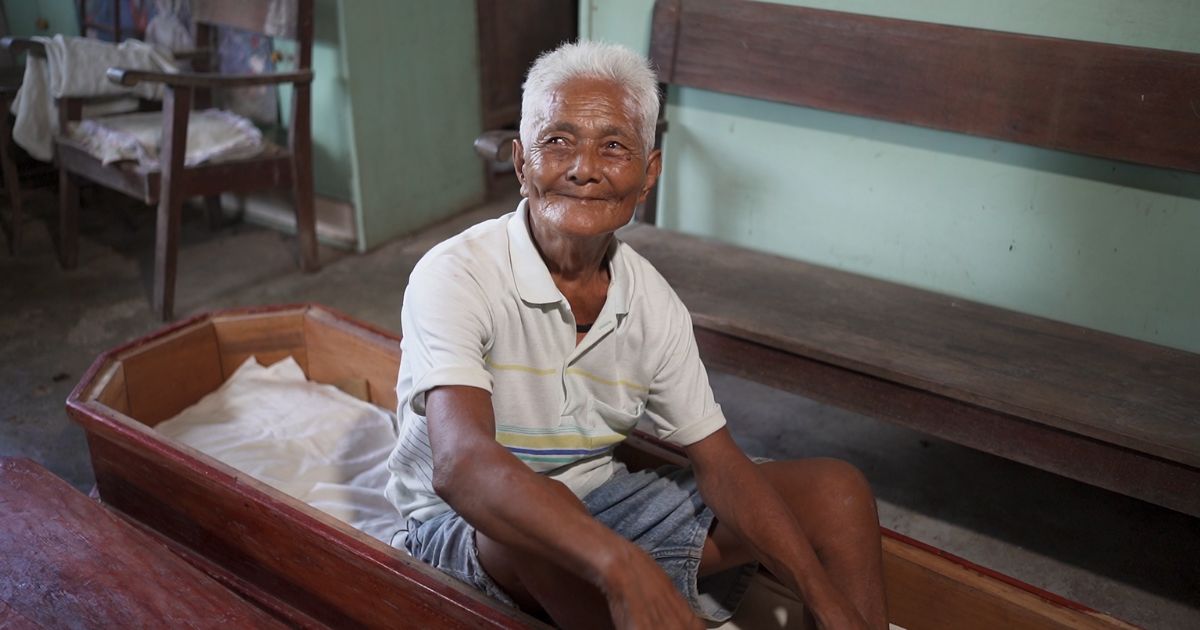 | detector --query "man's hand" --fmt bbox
[602,546,703,630]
